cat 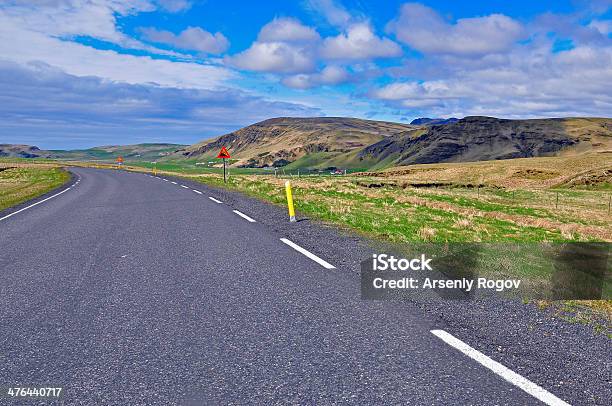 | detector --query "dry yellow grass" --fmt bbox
[418,226,436,240]
[562,118,612,154]
[359,152,611,190]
